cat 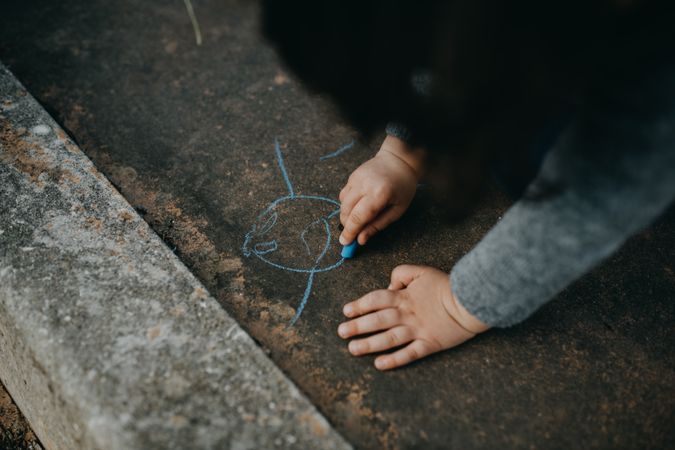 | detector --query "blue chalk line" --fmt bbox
[275,138,295,197]
[289,218,342,326]
[319,140,355,161]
